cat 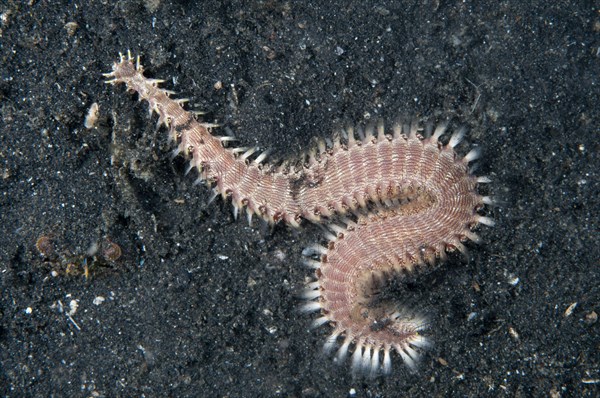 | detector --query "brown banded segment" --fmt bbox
[106,52,493,377]
[108,55,480,229]
[319,171,480,342]
[301,131,490,375]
